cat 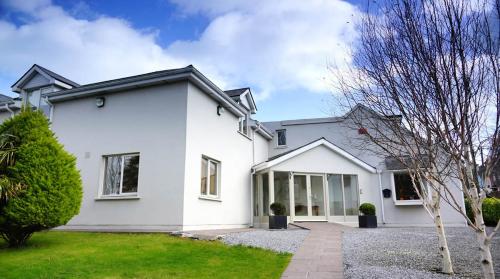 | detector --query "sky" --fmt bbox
[0,0,367,121]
